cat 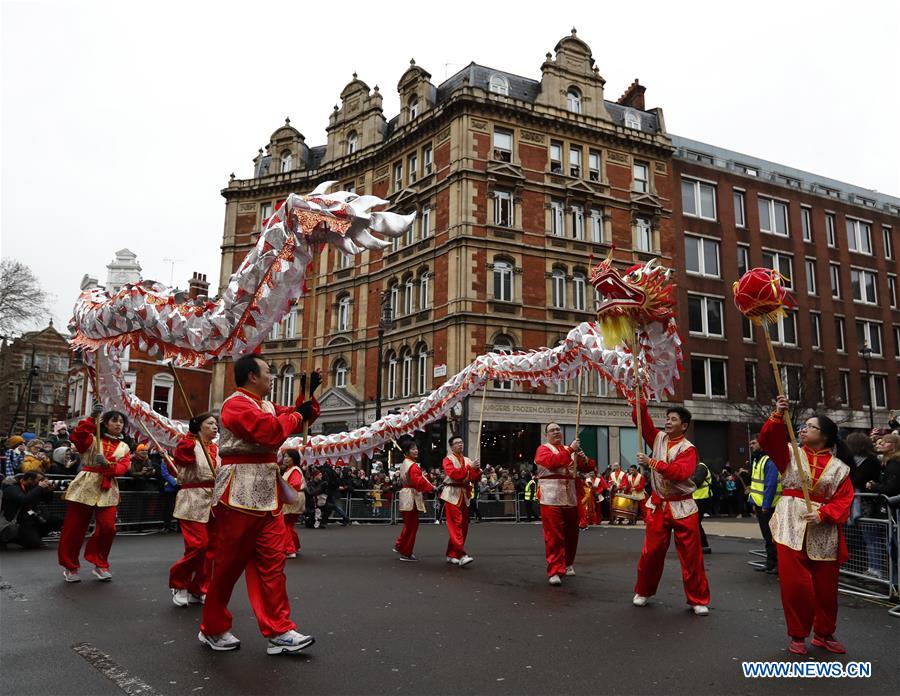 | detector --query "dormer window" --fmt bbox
[624,109,641,129]
[408,96,419,120]
[347,131,358,155]
[566,88,582,114]
[280,151,293,173]
[489,74,509,96]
